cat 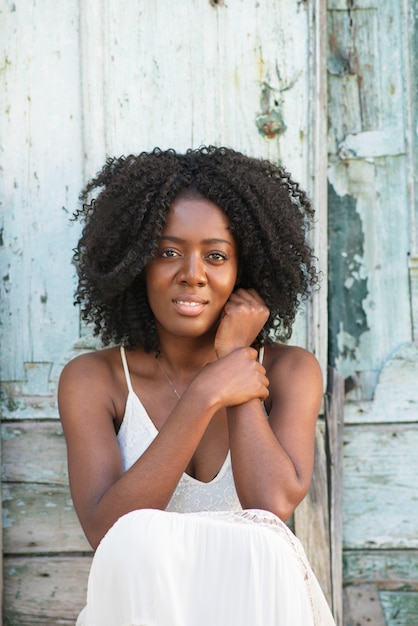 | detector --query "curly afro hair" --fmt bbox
[73,146,319,351]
